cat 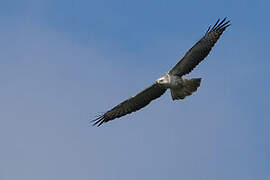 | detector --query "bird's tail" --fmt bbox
[170,78,201,100]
